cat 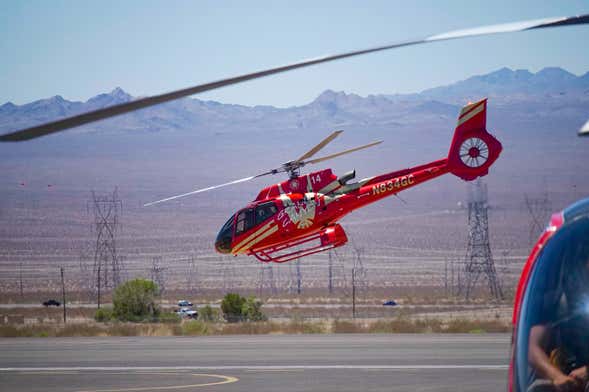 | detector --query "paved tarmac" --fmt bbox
[0,334,510,391]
